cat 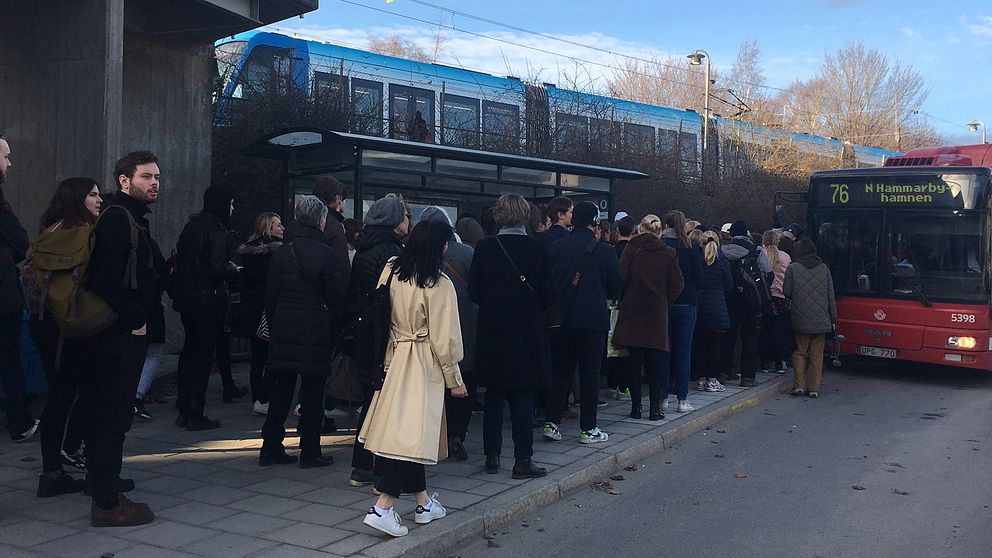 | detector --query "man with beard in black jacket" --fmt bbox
[0,134,38,443]
[346,193,409,488]
[84,150,163,527]
[172,185,239,431]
